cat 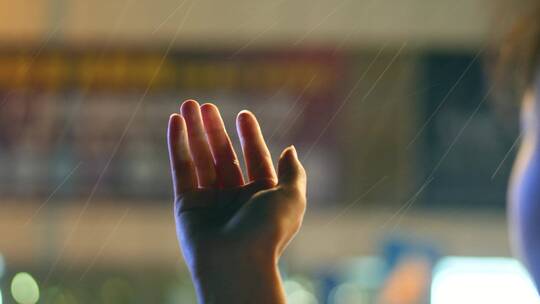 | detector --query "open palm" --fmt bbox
[167,100,307,278]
